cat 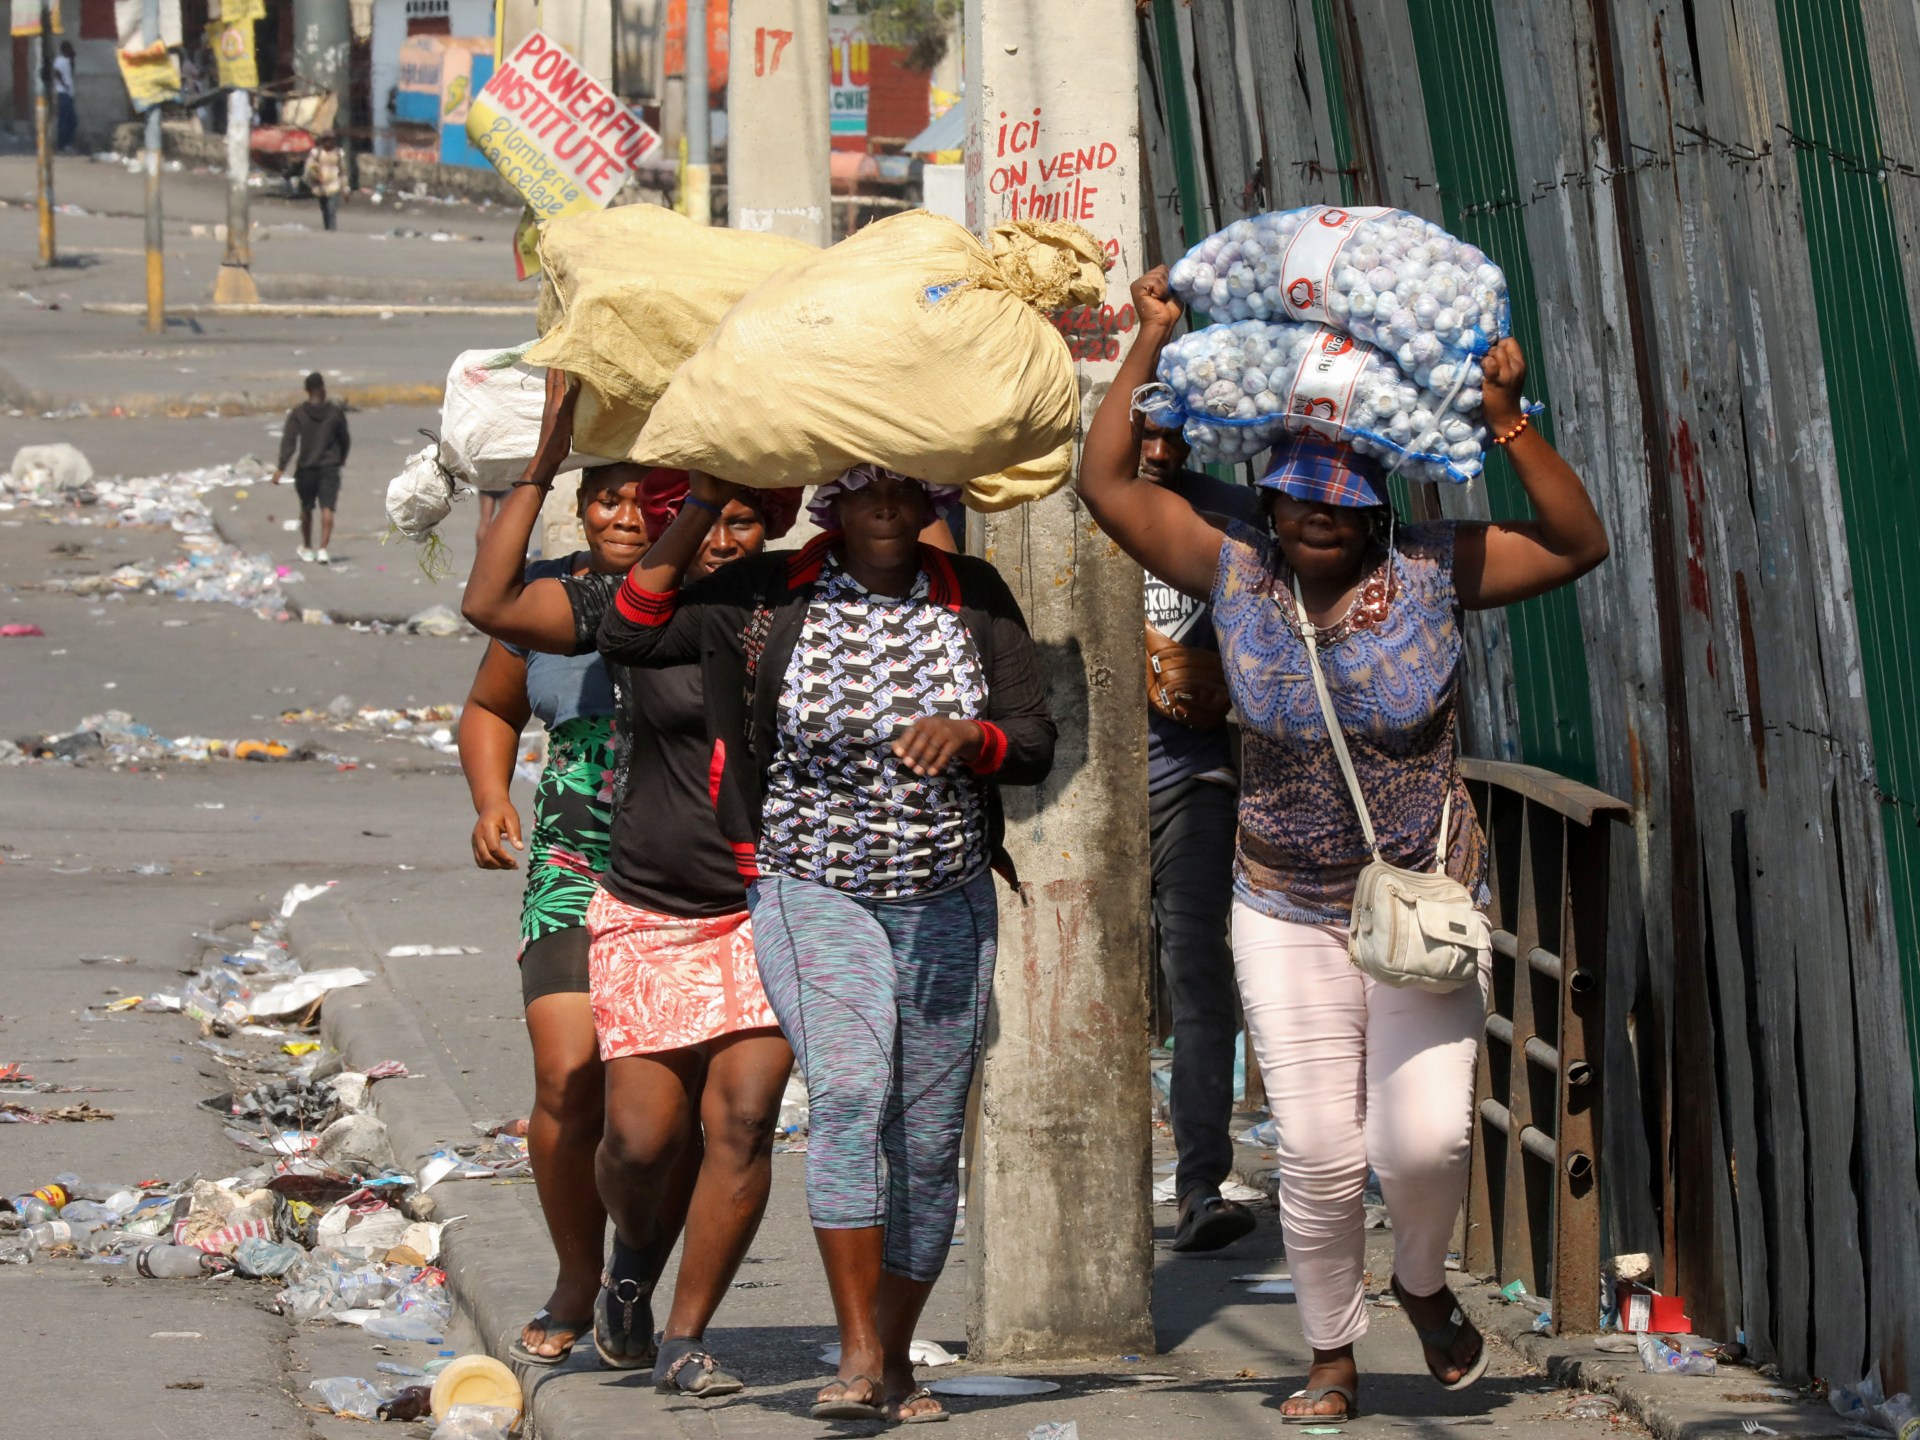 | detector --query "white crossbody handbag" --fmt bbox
[1293,576,1488,993]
